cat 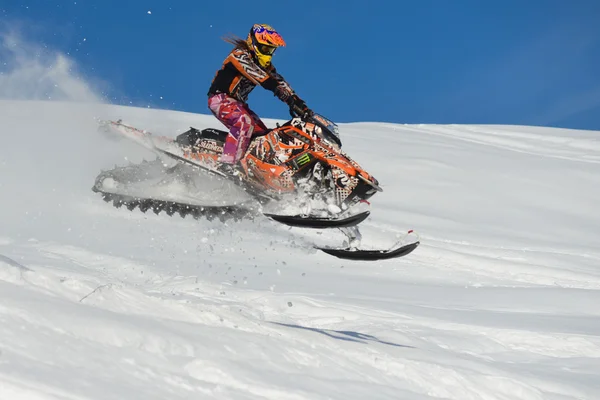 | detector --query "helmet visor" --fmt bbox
[253,26,286,47]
